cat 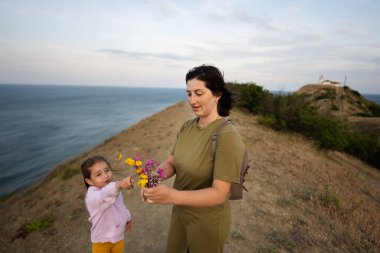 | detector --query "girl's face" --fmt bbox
[186,78,220,118]
[85,161,113,188]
